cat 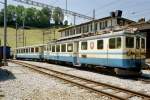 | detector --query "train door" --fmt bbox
[73,41,80,66]
[39,46,44,60]
[135,36,146,66]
